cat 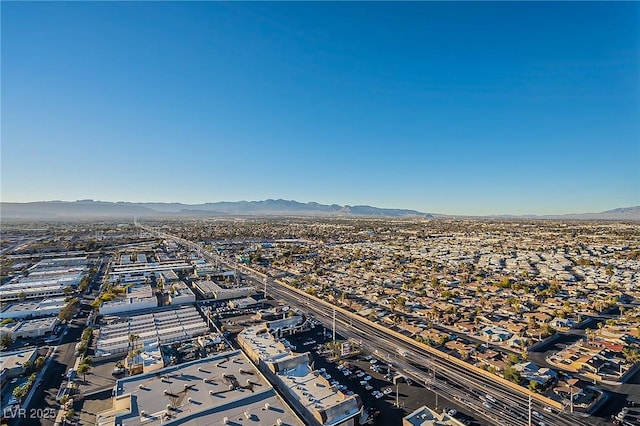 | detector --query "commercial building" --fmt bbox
[99,284,158,316]
[96,306,209,356]
[28,256,88,275]
[0,317,58,340]
[123,339,164,375]
[0,297,67,320]
[99,297,158,316]
[0,271,83,301]
[0,256,89,302]
[228,296,260,309]
[237,325,363,426]
[96,350,303,426]
[192,259,216,277]
[193,280,255,300]
[109,260,192,283]
[167,281,196,306]
[403,406,467,426]
[158,270,179,282]
[0,349,38,379]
